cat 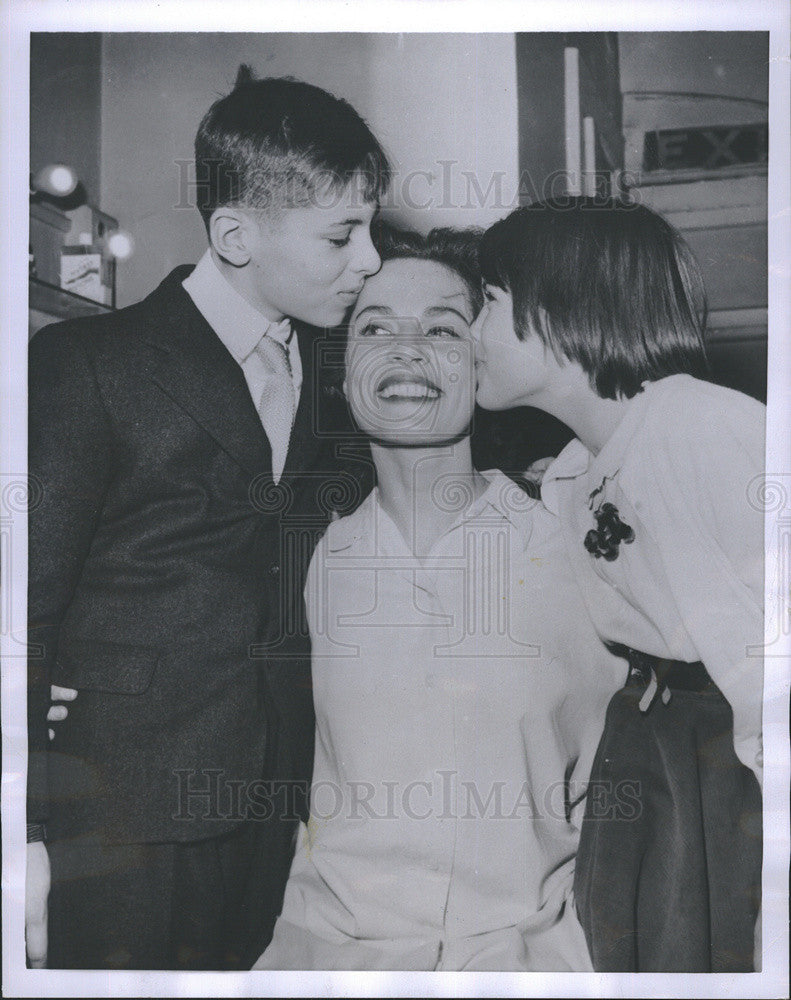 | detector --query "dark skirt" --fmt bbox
[573,651,762,972]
